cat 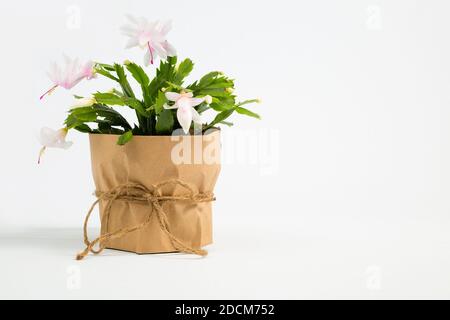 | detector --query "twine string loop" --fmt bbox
[76,179,215,260]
